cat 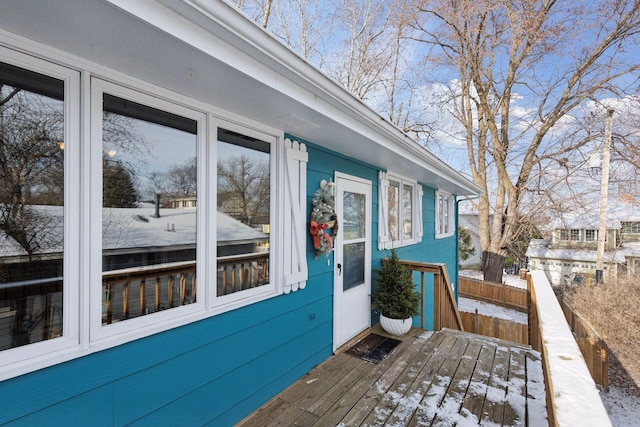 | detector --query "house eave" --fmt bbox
[0,0,479,196]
